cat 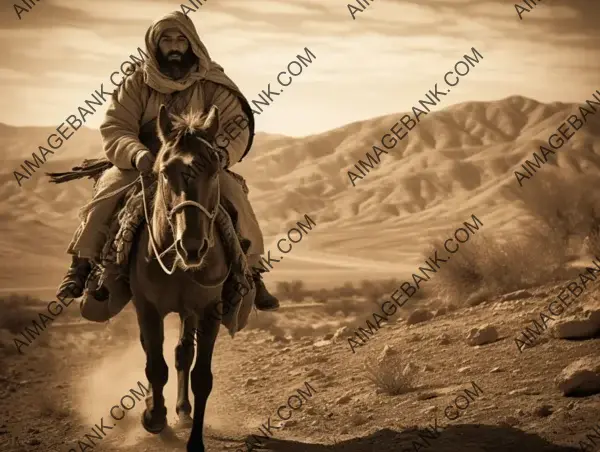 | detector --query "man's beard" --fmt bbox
[156,48,198,80]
